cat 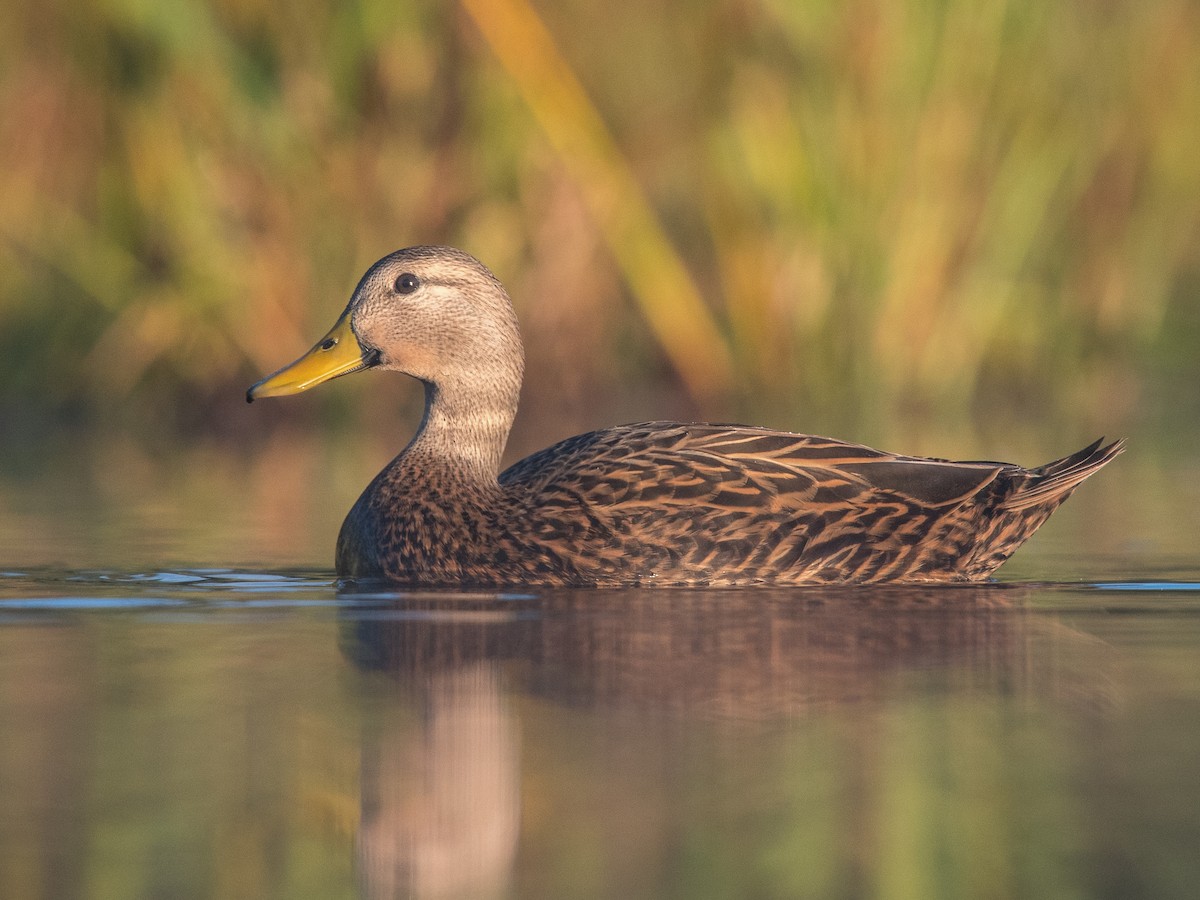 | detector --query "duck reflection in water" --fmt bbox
[338,585,1114,899]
